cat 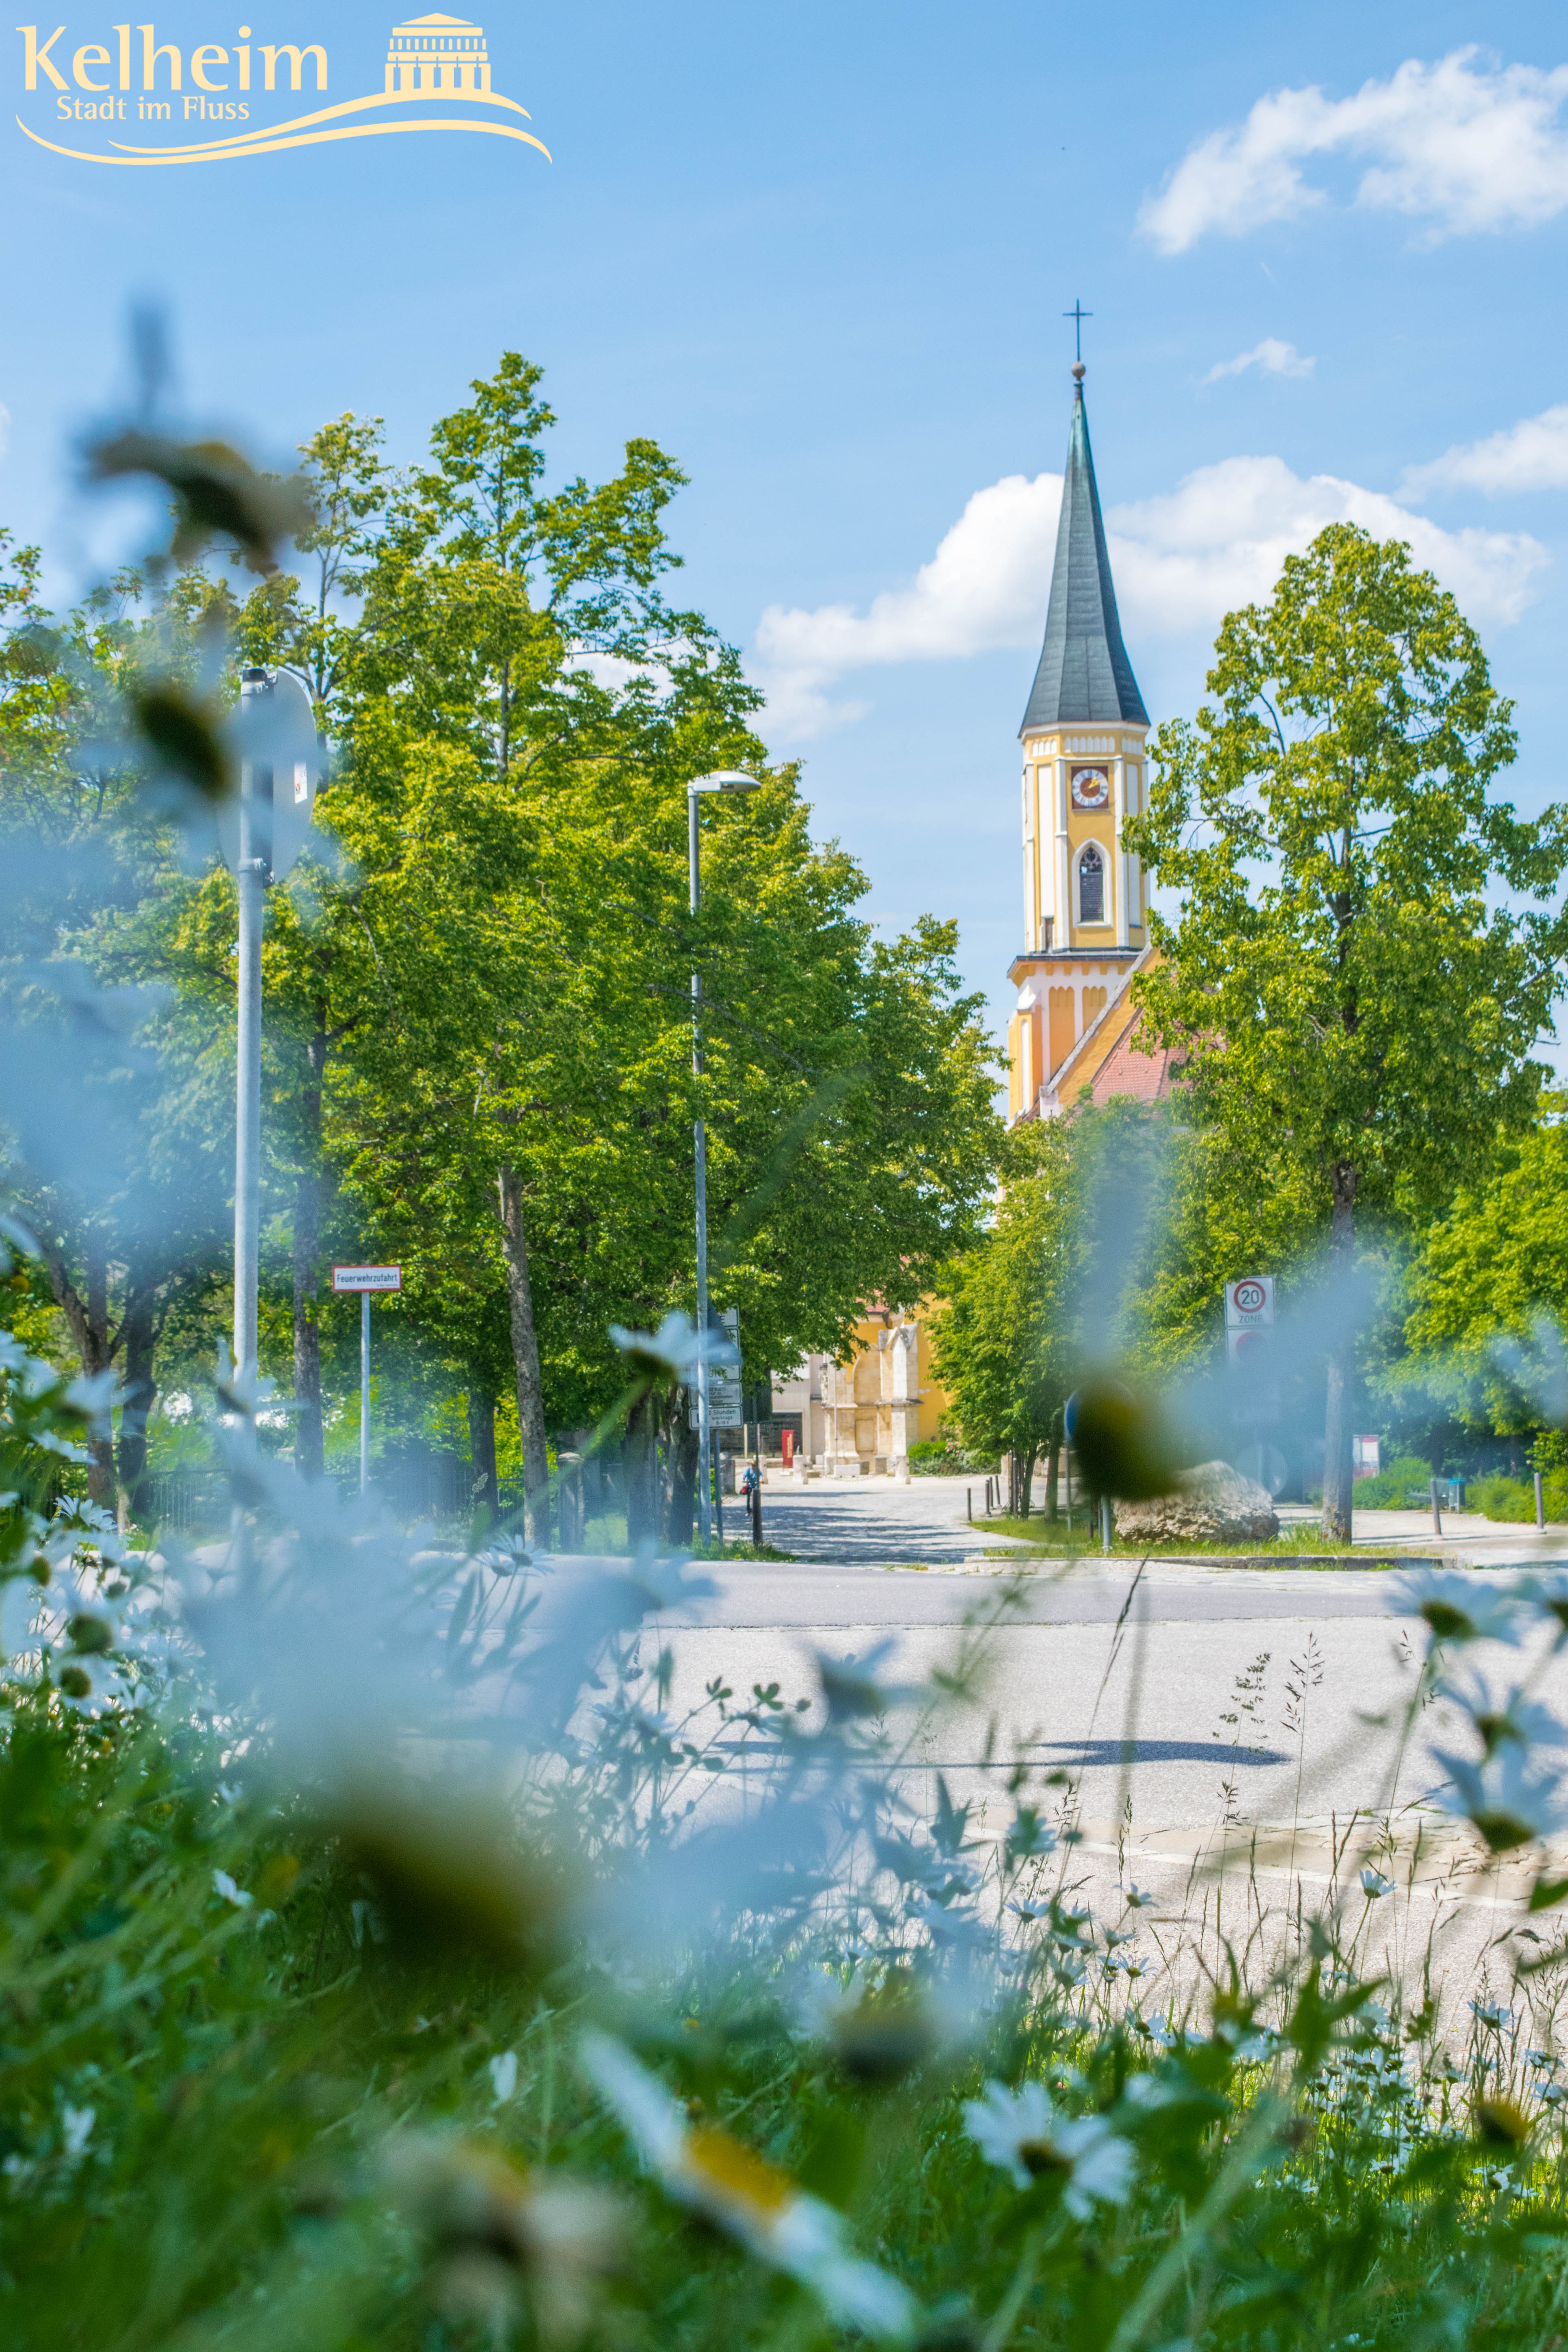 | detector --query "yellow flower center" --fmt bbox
[686,2128,794,2214]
